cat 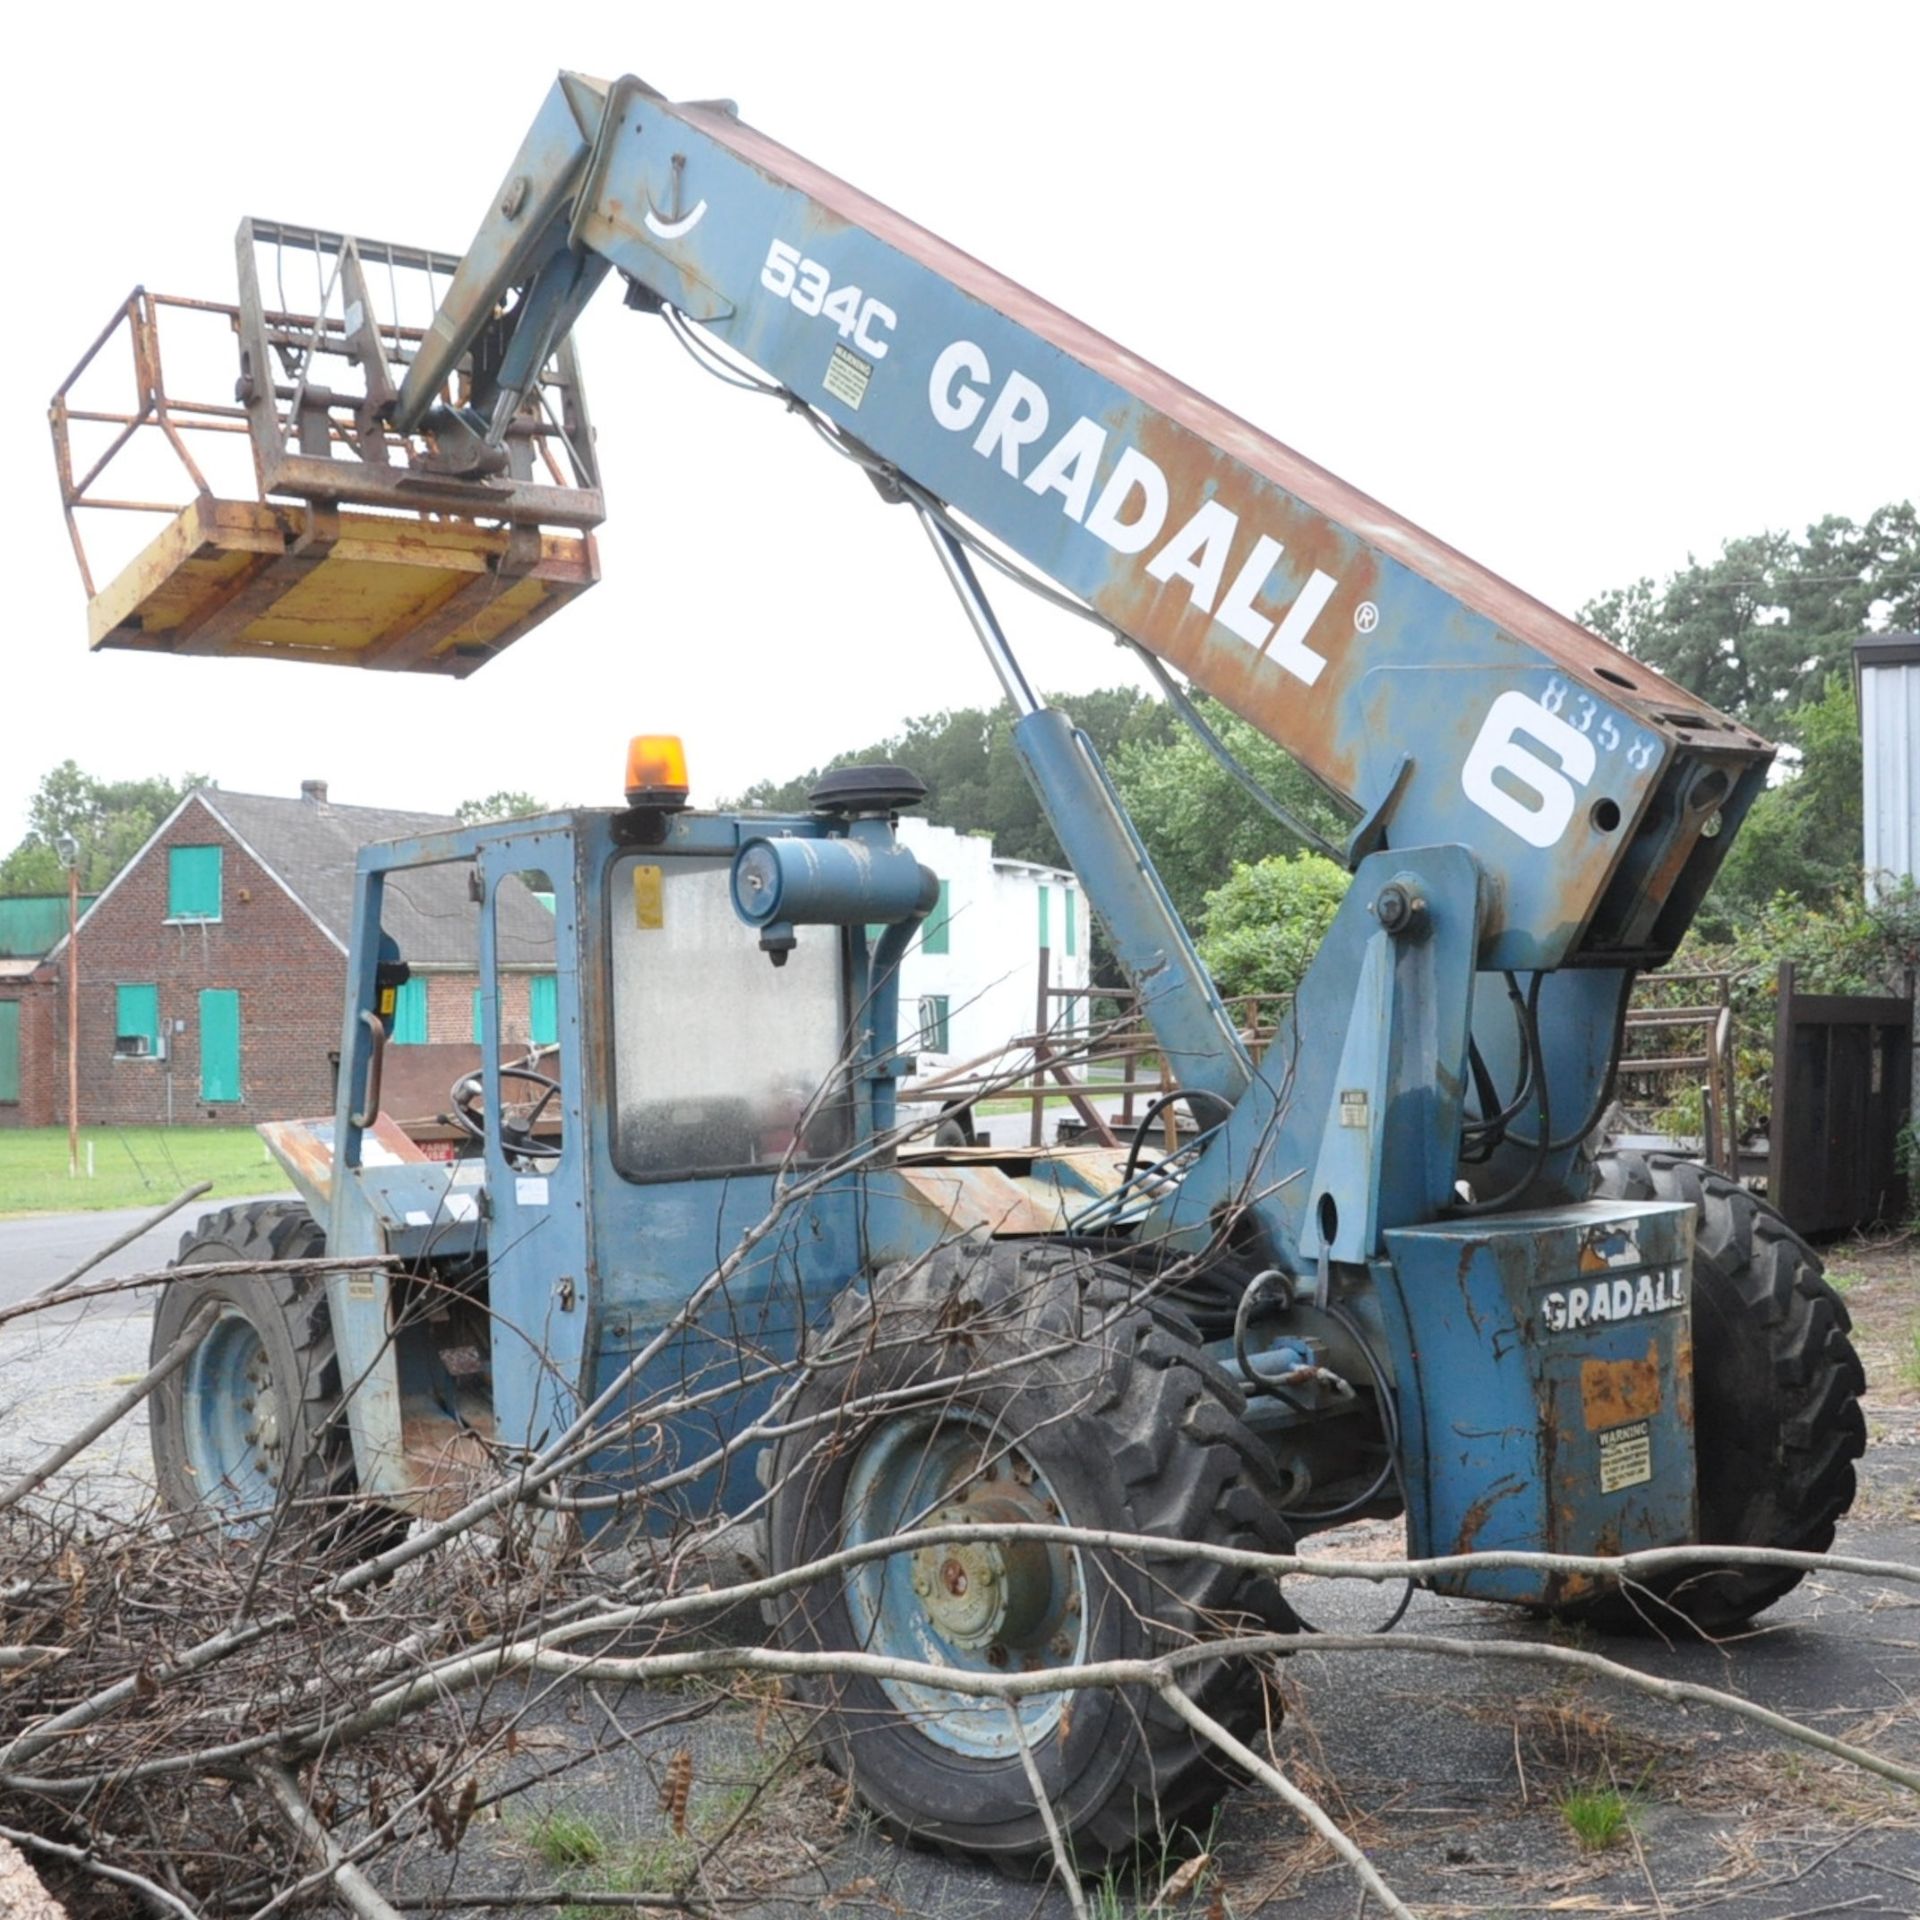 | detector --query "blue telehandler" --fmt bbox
[74,70,1863,1867]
